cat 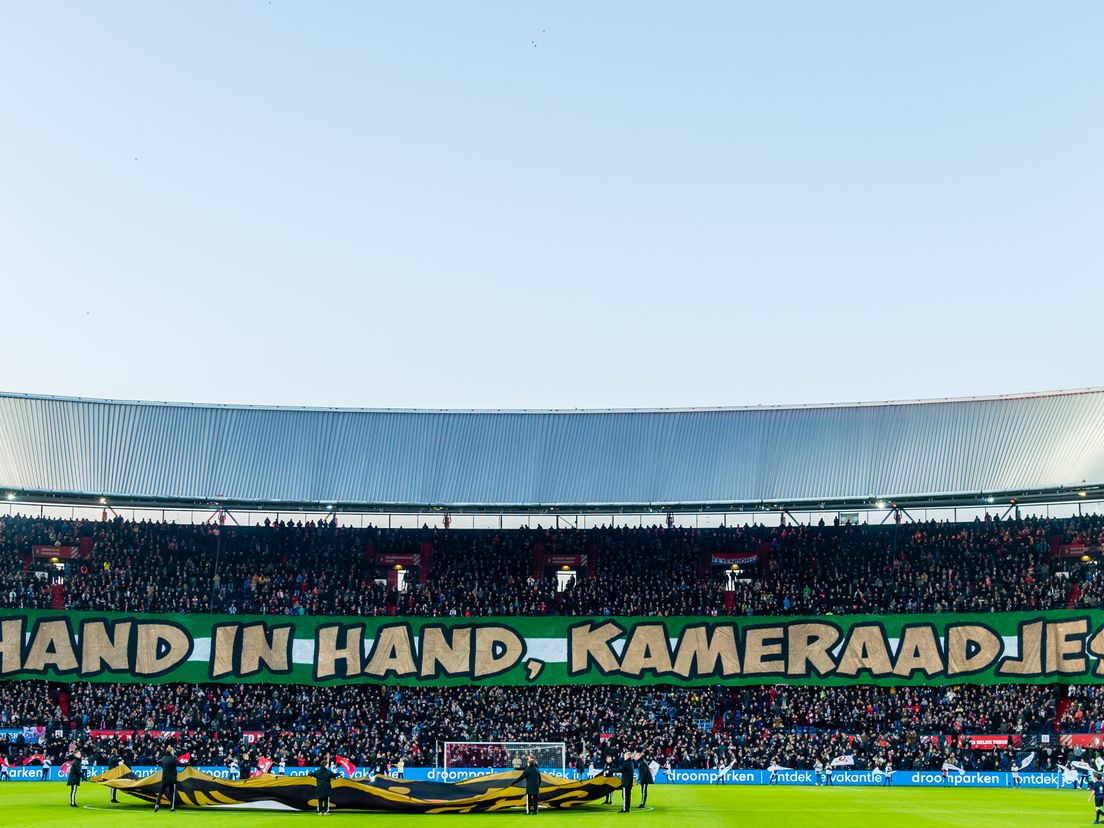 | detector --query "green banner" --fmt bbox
[1,609,1102,686]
